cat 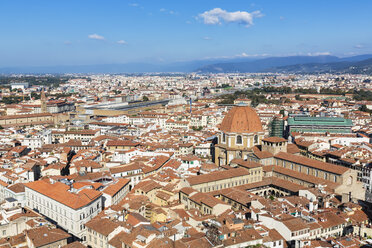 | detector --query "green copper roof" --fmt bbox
[288,117,353,127]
